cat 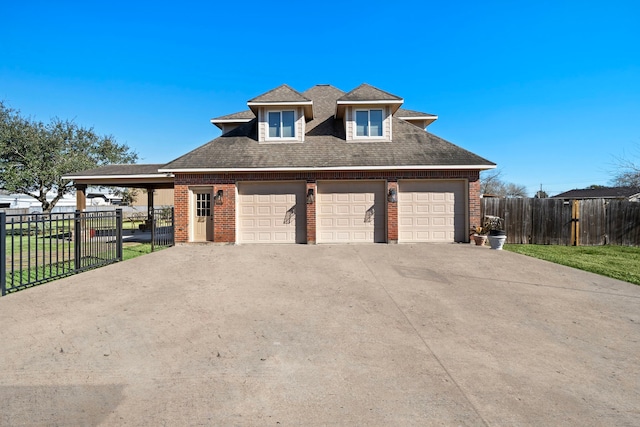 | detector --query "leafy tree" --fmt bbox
[0,101,137,212]
[114,188,139,206]
[481,169,528,198]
